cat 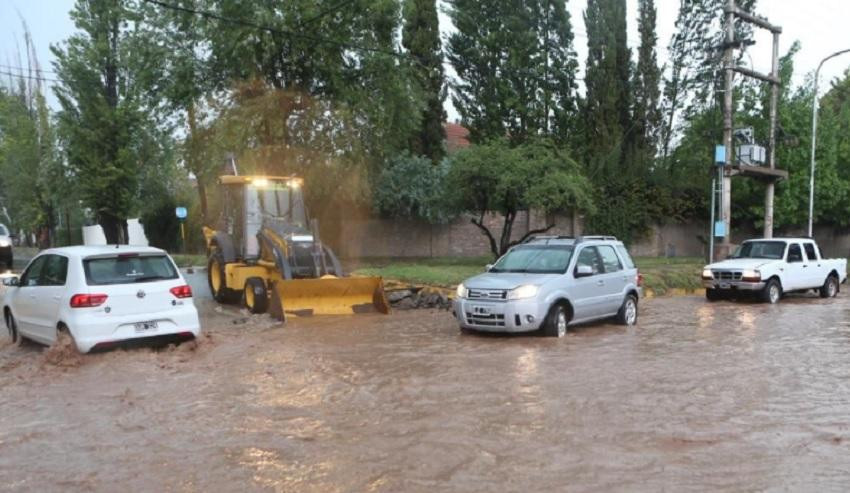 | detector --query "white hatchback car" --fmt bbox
[3,246,201,353]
